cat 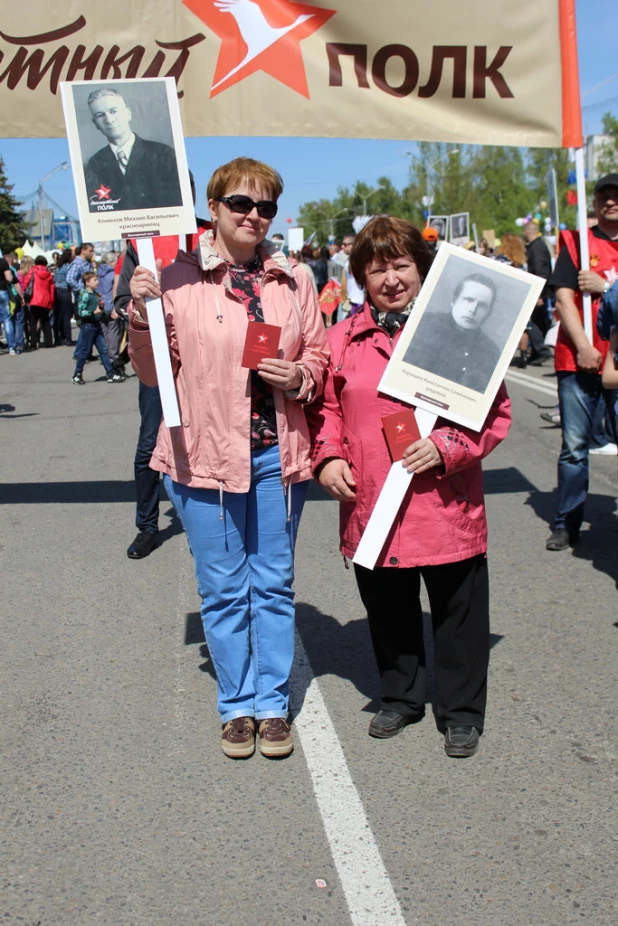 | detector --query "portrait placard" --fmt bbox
[60,77,195,242]
[427,215,449,242]
[449,212,470,245]
[378,244,545,431]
